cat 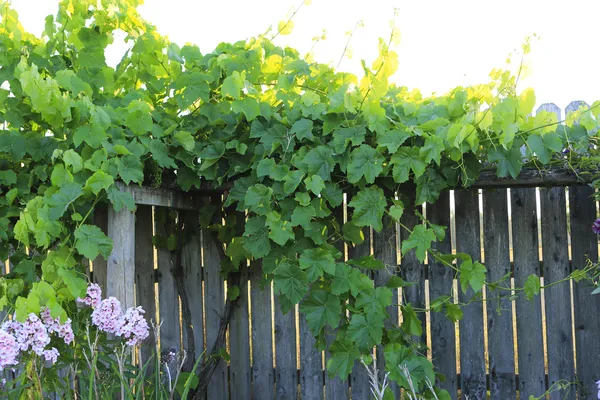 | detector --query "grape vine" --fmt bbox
[1,0,600,398]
